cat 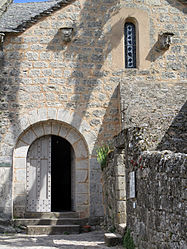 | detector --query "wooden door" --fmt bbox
[26,136,51,212]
